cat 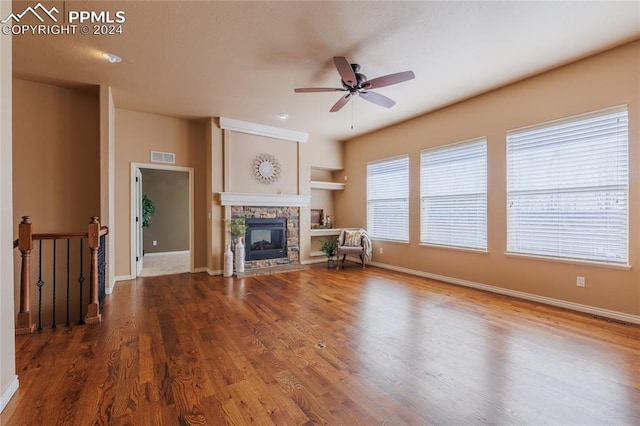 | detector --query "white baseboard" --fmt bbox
[105,279,117,295]
[370,261,640,325]
[301,258,327,265]
[115,275,133,282]
[206,269,222,276]
[302,256,363,265]
[0,375,18,414]
[192,267,208,273]
[144,250,190,257]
